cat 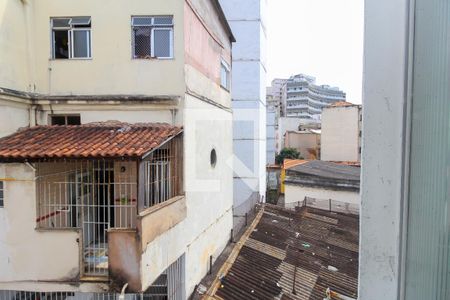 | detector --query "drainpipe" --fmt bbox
[25,162,36,172]
[29,105,37,127]
[118,283,129,300]
[324,288,357,300]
